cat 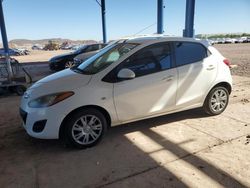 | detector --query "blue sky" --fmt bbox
[2,0,250,41]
